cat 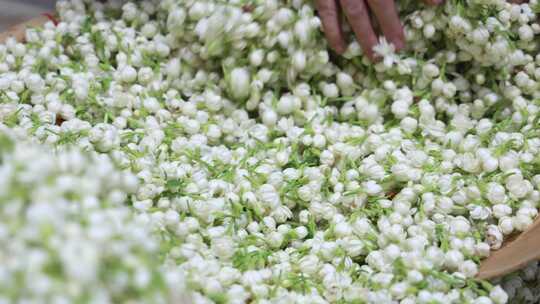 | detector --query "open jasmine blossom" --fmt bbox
[2,0,540,303]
